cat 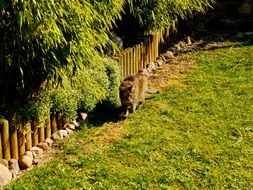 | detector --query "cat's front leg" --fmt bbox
[131,102,138,113]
